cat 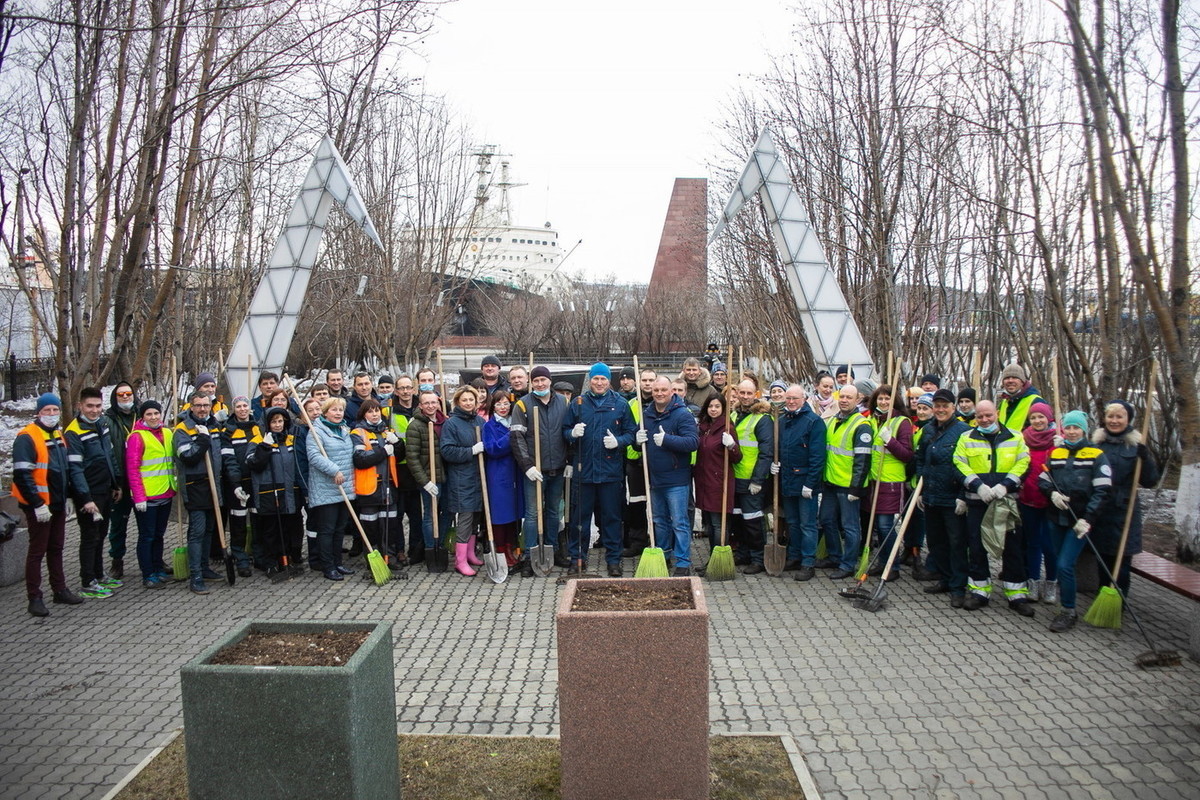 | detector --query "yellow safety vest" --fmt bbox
[390,413,411,464]
[627,399,644,461]
[953,429,1030,493]
[871,416,908,482]
[825,414,869,488]
[998,394,1037,432]
[132,428,176,496]
[733,411,763,480]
